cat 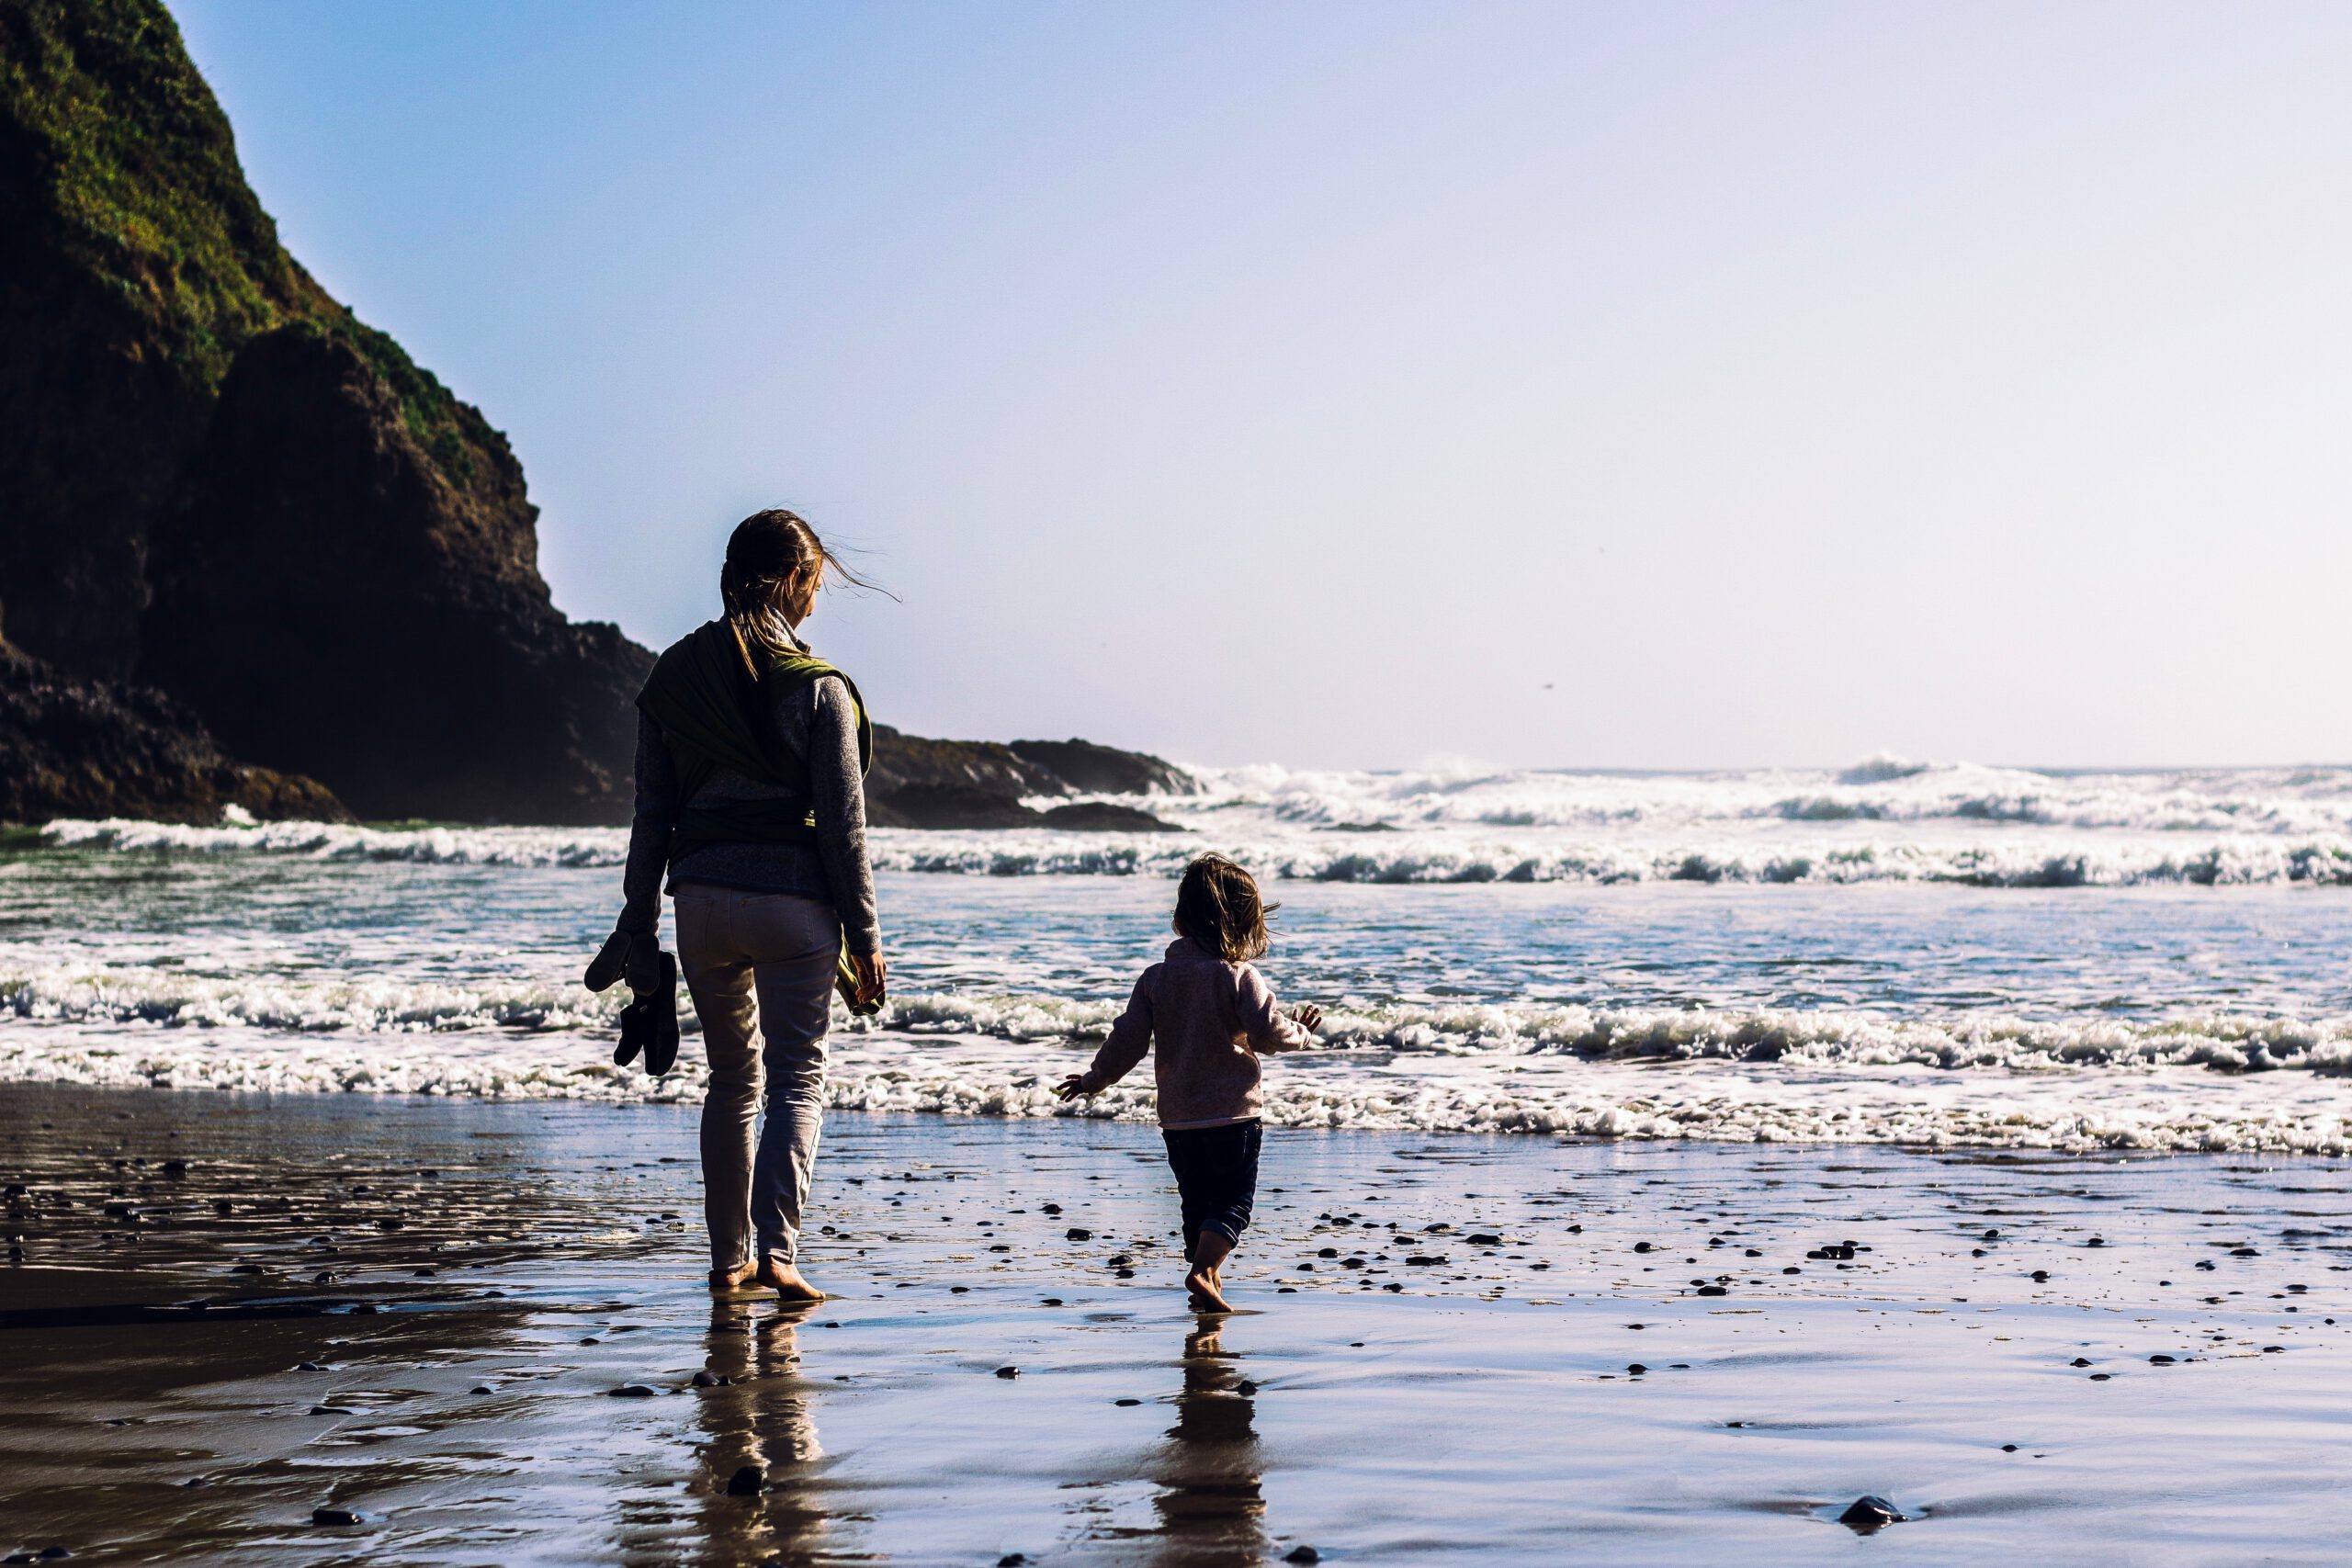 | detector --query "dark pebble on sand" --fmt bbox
[1697,1285,1728,1297]
[1041,1203,1062,1214]
[2233,1247,2259,1257]
[726,1464,764,1495]
[469,1385,493,1394]
[1283,1549,1322,1565]
[1782,1266,1800,1275]
[2087,1237,2105,1247]
[2071,1358,2093,1367]
[1066,1227,1092,1241]
[608,1383,660,1398]
[311,1507,363,1527]
[1627,1363,1647,1374]
[1114,1397,1140,1406]
[2264,1346,2285,1353]
[1633,1242,1654,1253]
[295,1361,328,1371]
[2002,1444,2018,1451]
[2149,1354,2176,1365]
[1468,1233,1502,1246]
[692,1370,721,1388]
[2090,1373,2112,1381]
[2031,1270,2050,1282]
[1744,1248,1761,1258]
[950,1285,968,1293]
[995,1366,1020,1379]
[1041,1298,1063,1307]
[1838,1495,1904,1529]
